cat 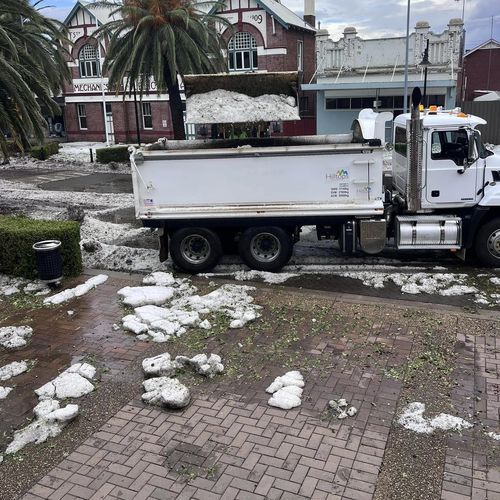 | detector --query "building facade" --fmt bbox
[62,2,174,143]
[215,0,317,135]
[61,0,317,143]
[303,19,464,138]
[457,39,500,102]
